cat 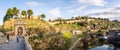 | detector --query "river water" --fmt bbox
[89,44,120,50]
[77,36,120,50]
